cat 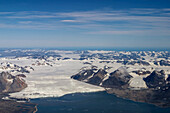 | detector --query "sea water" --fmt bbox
[31,91,170,113]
